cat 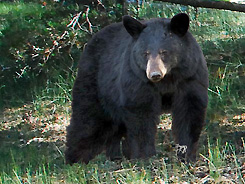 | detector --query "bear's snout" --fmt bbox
[149,71,163,82]
[146,56,167,83]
